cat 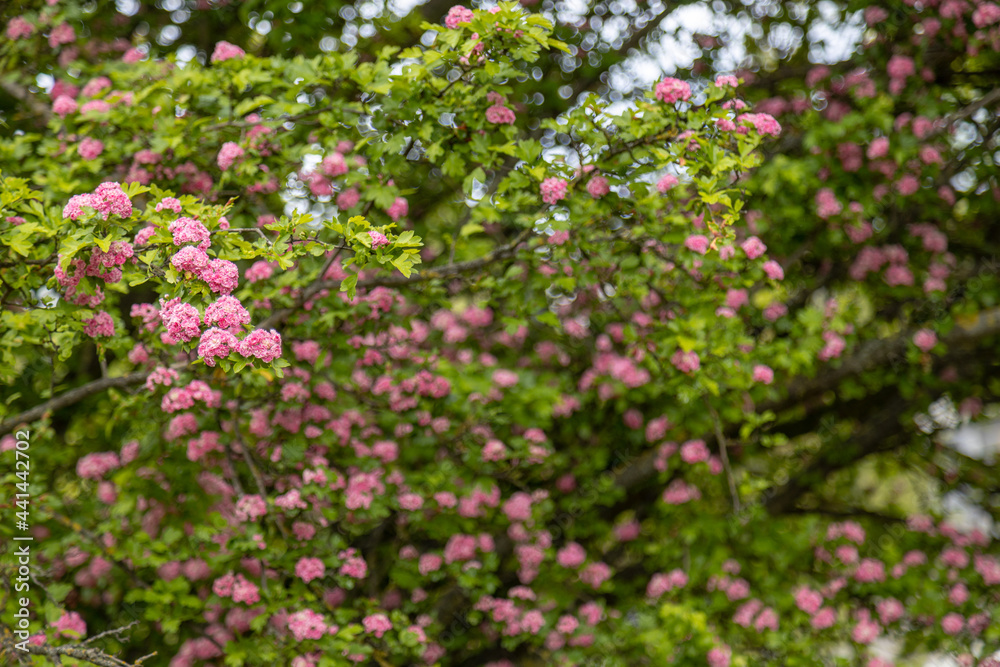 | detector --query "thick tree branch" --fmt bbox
[0,635,153,667]
[0,372,149,438]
